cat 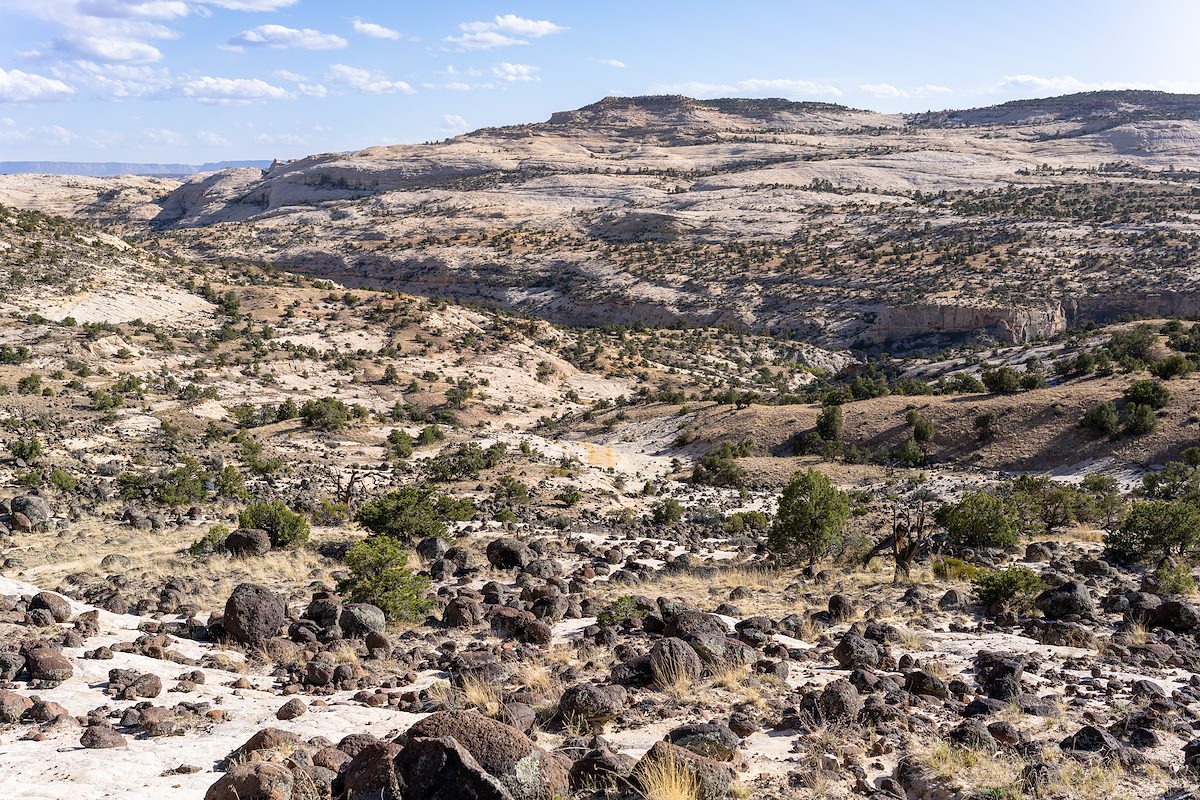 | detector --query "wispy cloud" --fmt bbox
[325,64,414,95]
[351,17,405,40]
[195,129,229,146]
[181,76,291,105]
[230,24,347,51]
[439,113,468,134]
[658,78,842,98]
[492,62,539,83]
[591,58,626,69]
[205,0,298,10]
[0,67,75,101]
[445,14,566,50]
[992,74,1200,95]
[860,82,951,98]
